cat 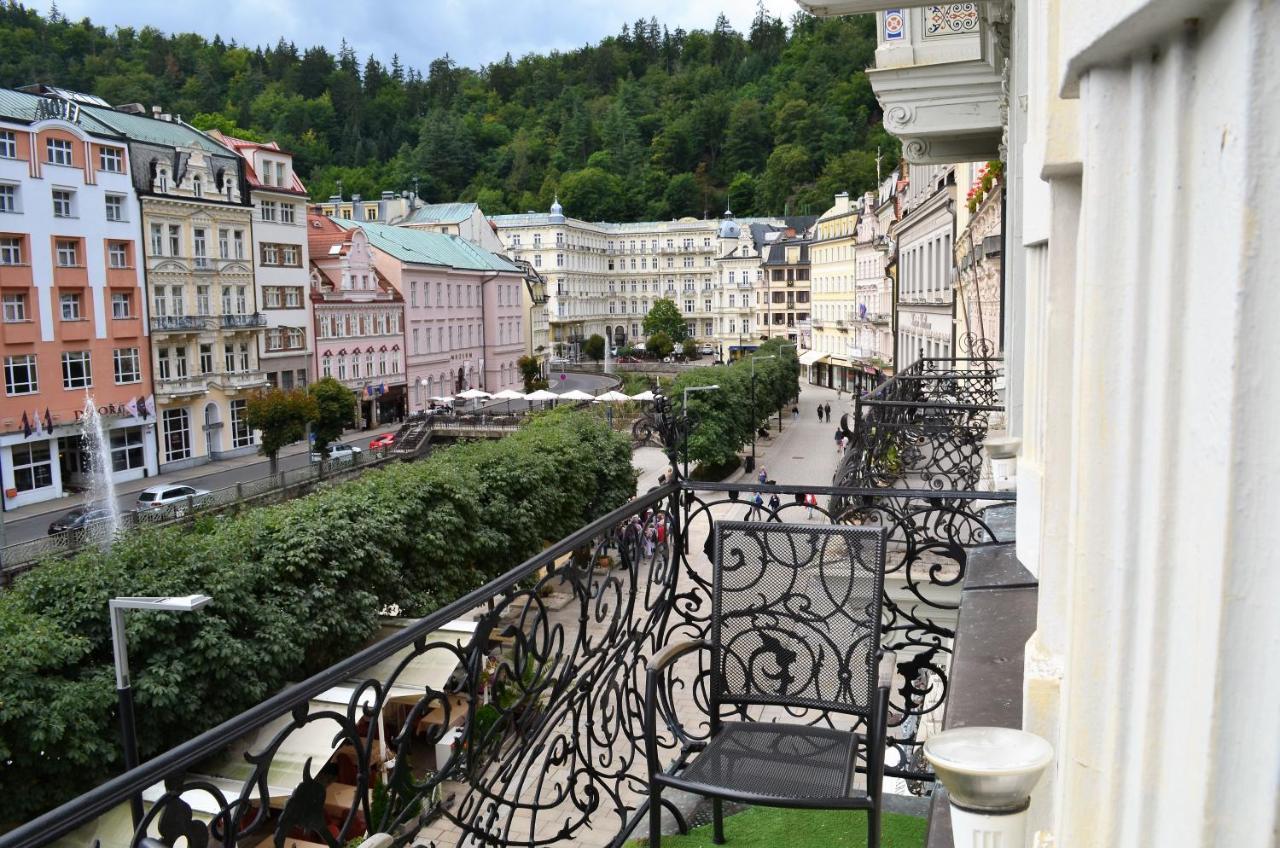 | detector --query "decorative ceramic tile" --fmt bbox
[924,4,979,37]
[883,8,905,41]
